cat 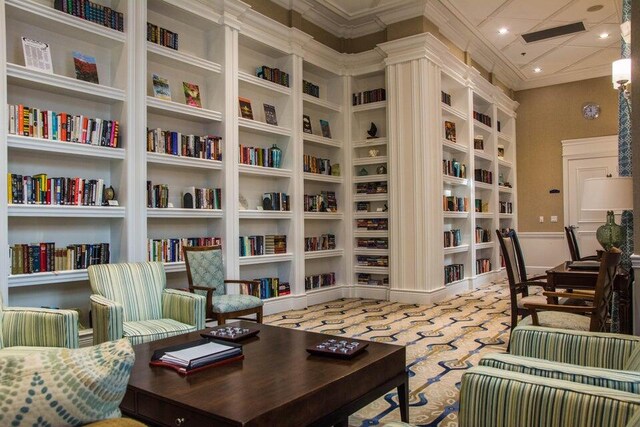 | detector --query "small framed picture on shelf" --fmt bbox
[444,121,456,143]
[302,115,313,134]
[72,52,99,84]
[183,82,202,108]
[152,74,171,101]
[239,97,254,119]
[319,119,331,138]
[22,37,53,74]
[263,104,277,126]
[497,145,505,159]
